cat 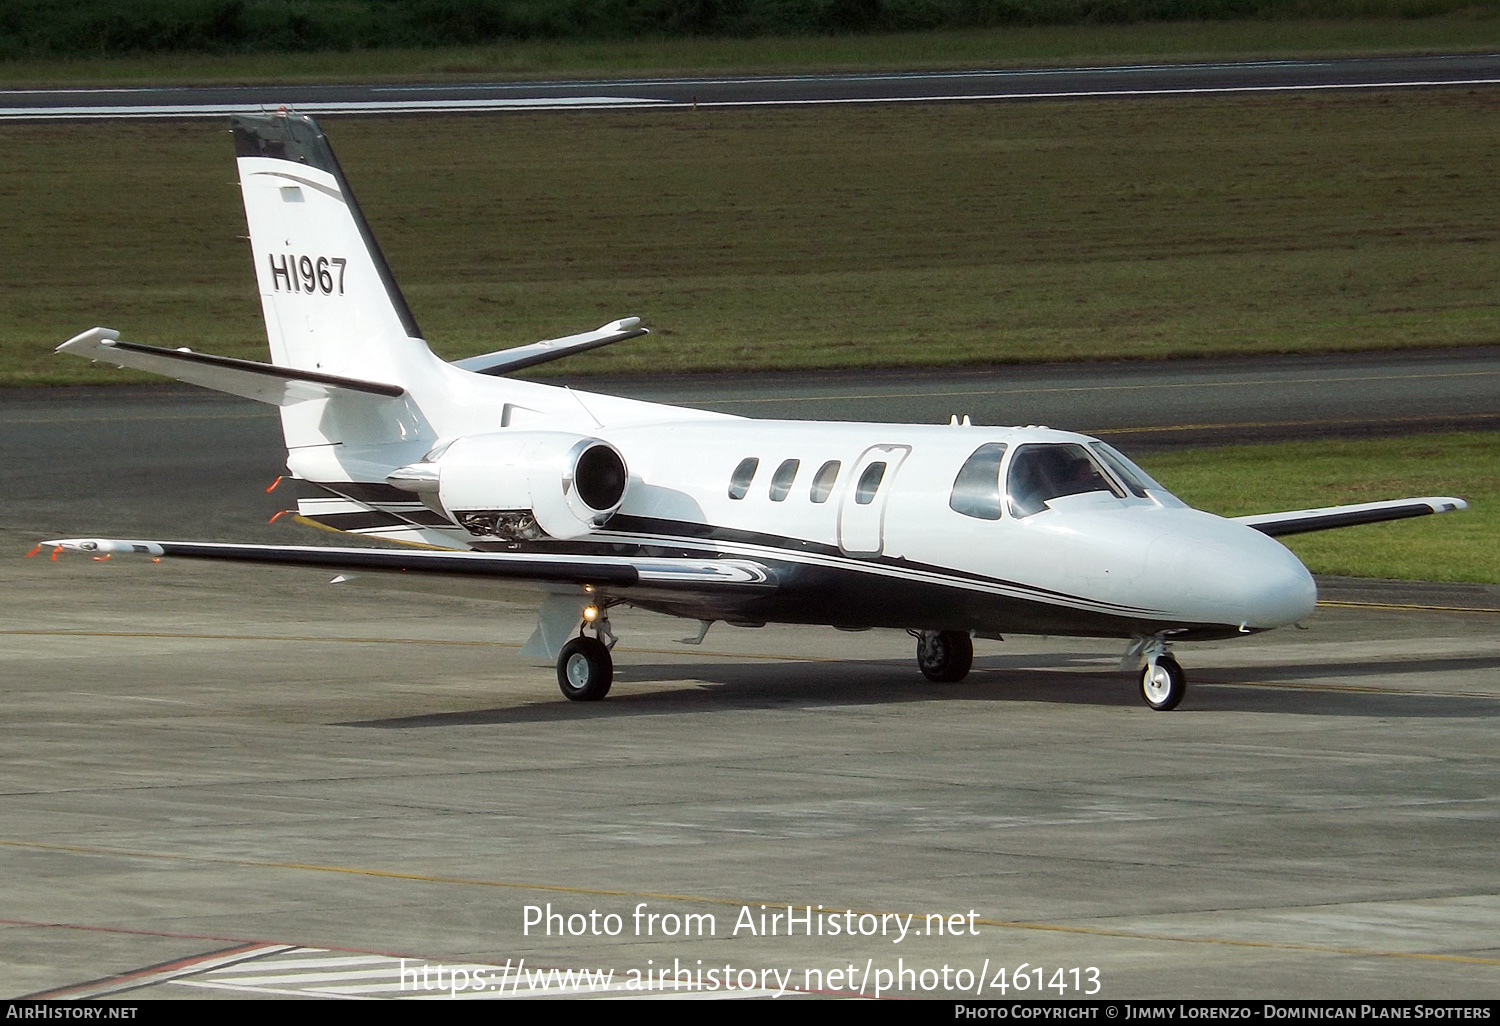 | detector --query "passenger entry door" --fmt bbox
[838,445,911,556]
